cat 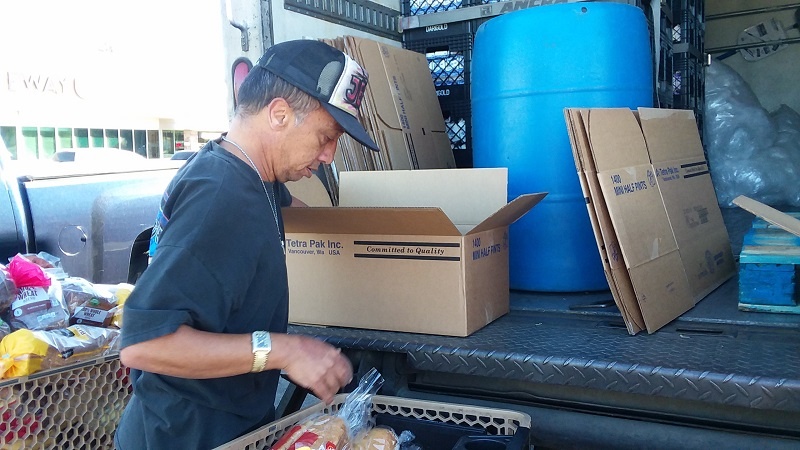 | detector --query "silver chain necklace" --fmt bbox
[221,135,285,255]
